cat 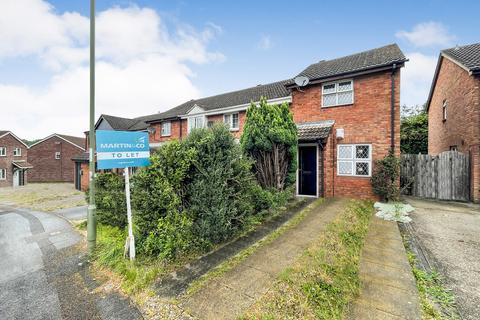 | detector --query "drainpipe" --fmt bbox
[390,63,397,153]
